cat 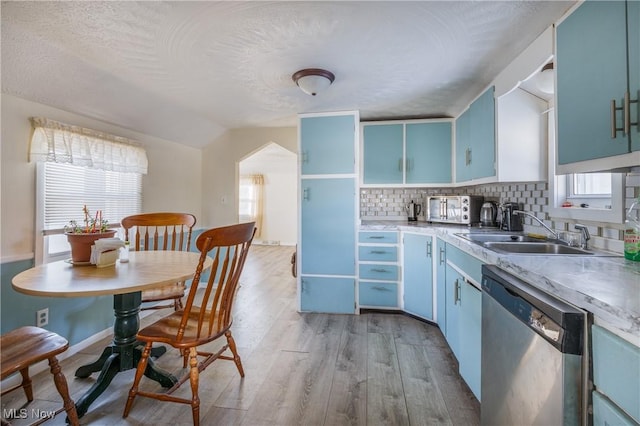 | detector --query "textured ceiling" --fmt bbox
[1,1,575,148]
